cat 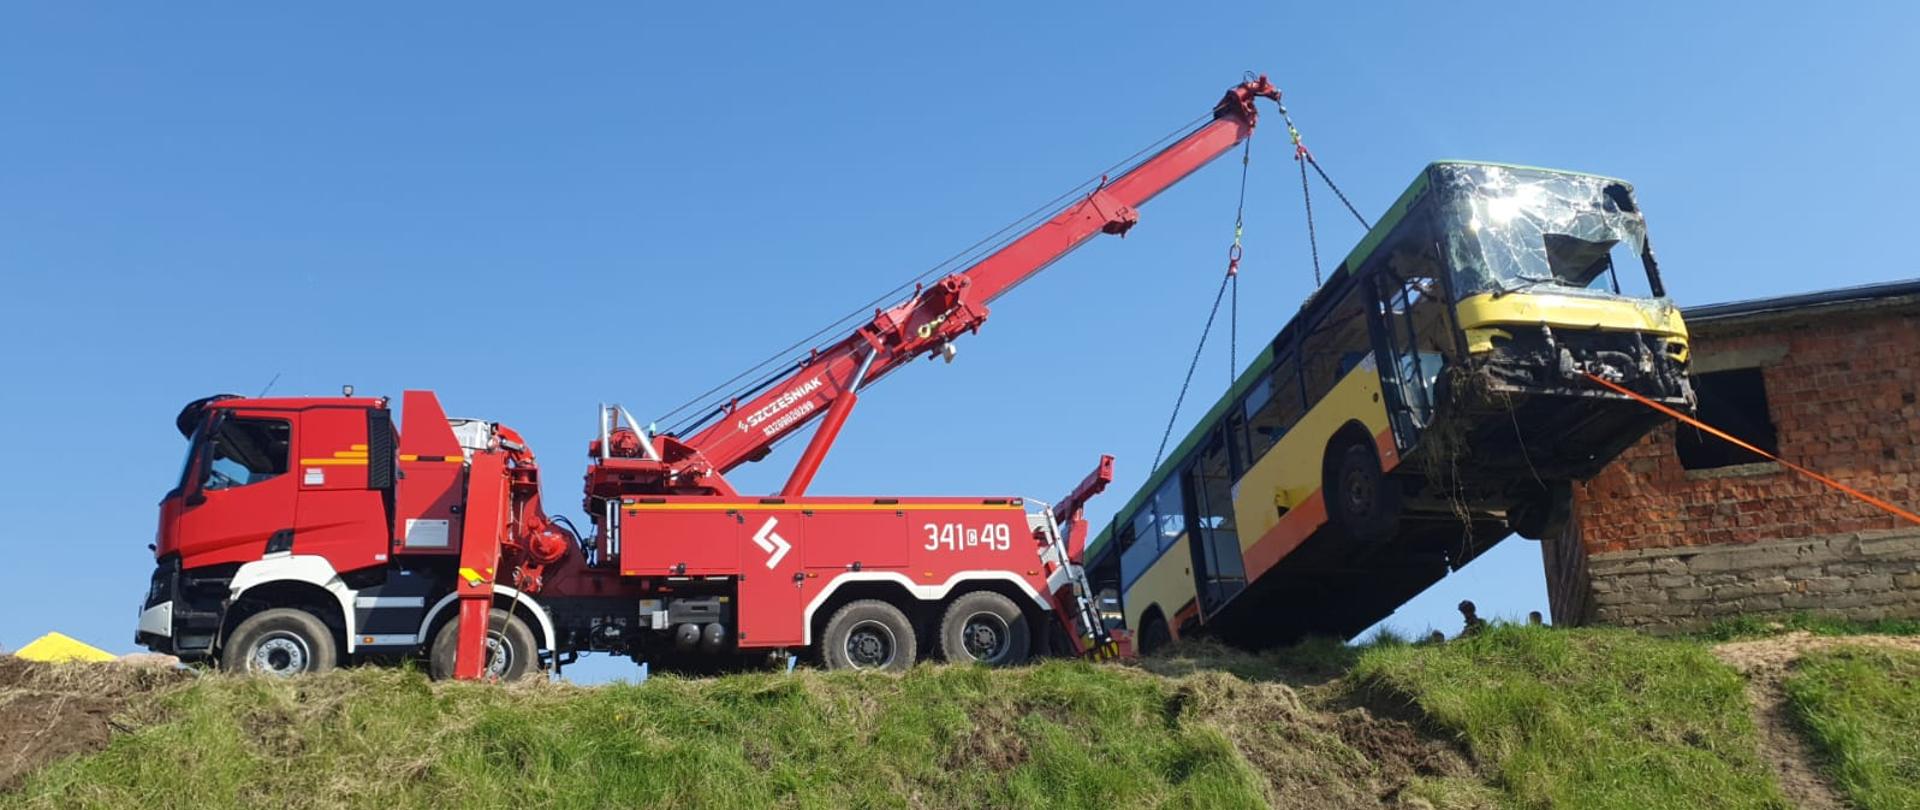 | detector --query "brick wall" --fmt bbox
[1548,296,1920,630]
